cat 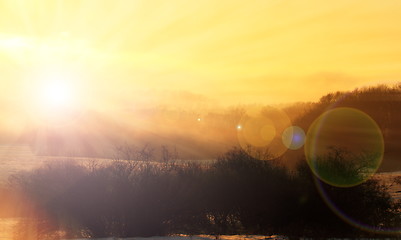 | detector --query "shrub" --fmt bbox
[9,148,401,238]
